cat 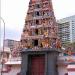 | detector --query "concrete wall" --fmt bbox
[3,65,21,75]
[1,64,68,75]
[68,72,75,75]
[67,65,75,75]
[58,66,68,75]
